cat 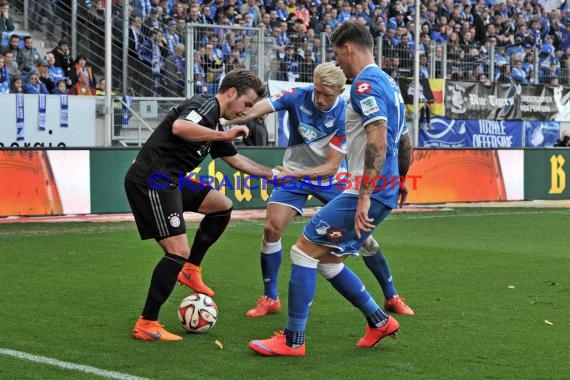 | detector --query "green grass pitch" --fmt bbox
[0,207,568,379]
